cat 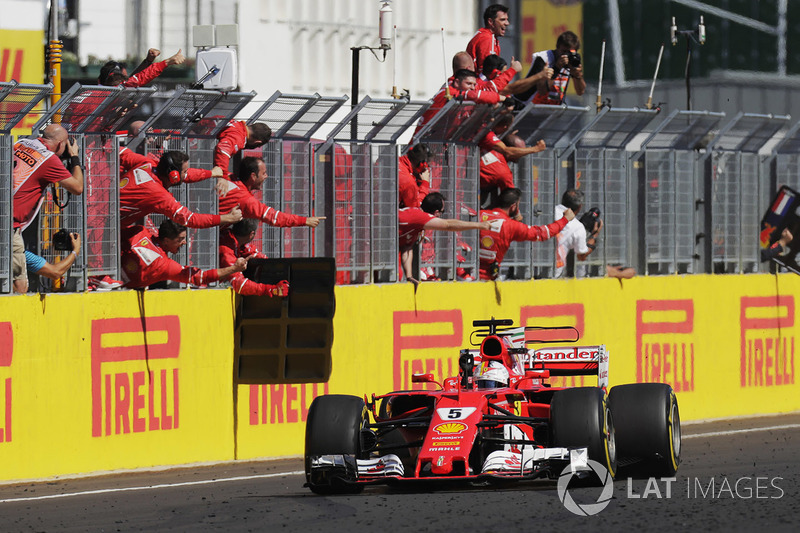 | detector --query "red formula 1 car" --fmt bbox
[304,318,681,494]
